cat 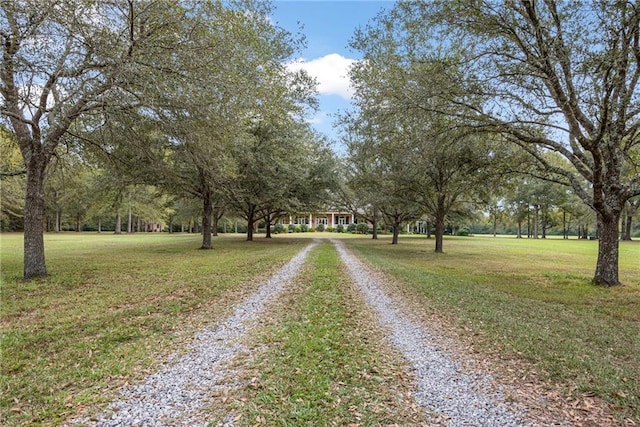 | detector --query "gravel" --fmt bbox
[68,238,553,426]
[332,239,538,427]
[68,242,316,427]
